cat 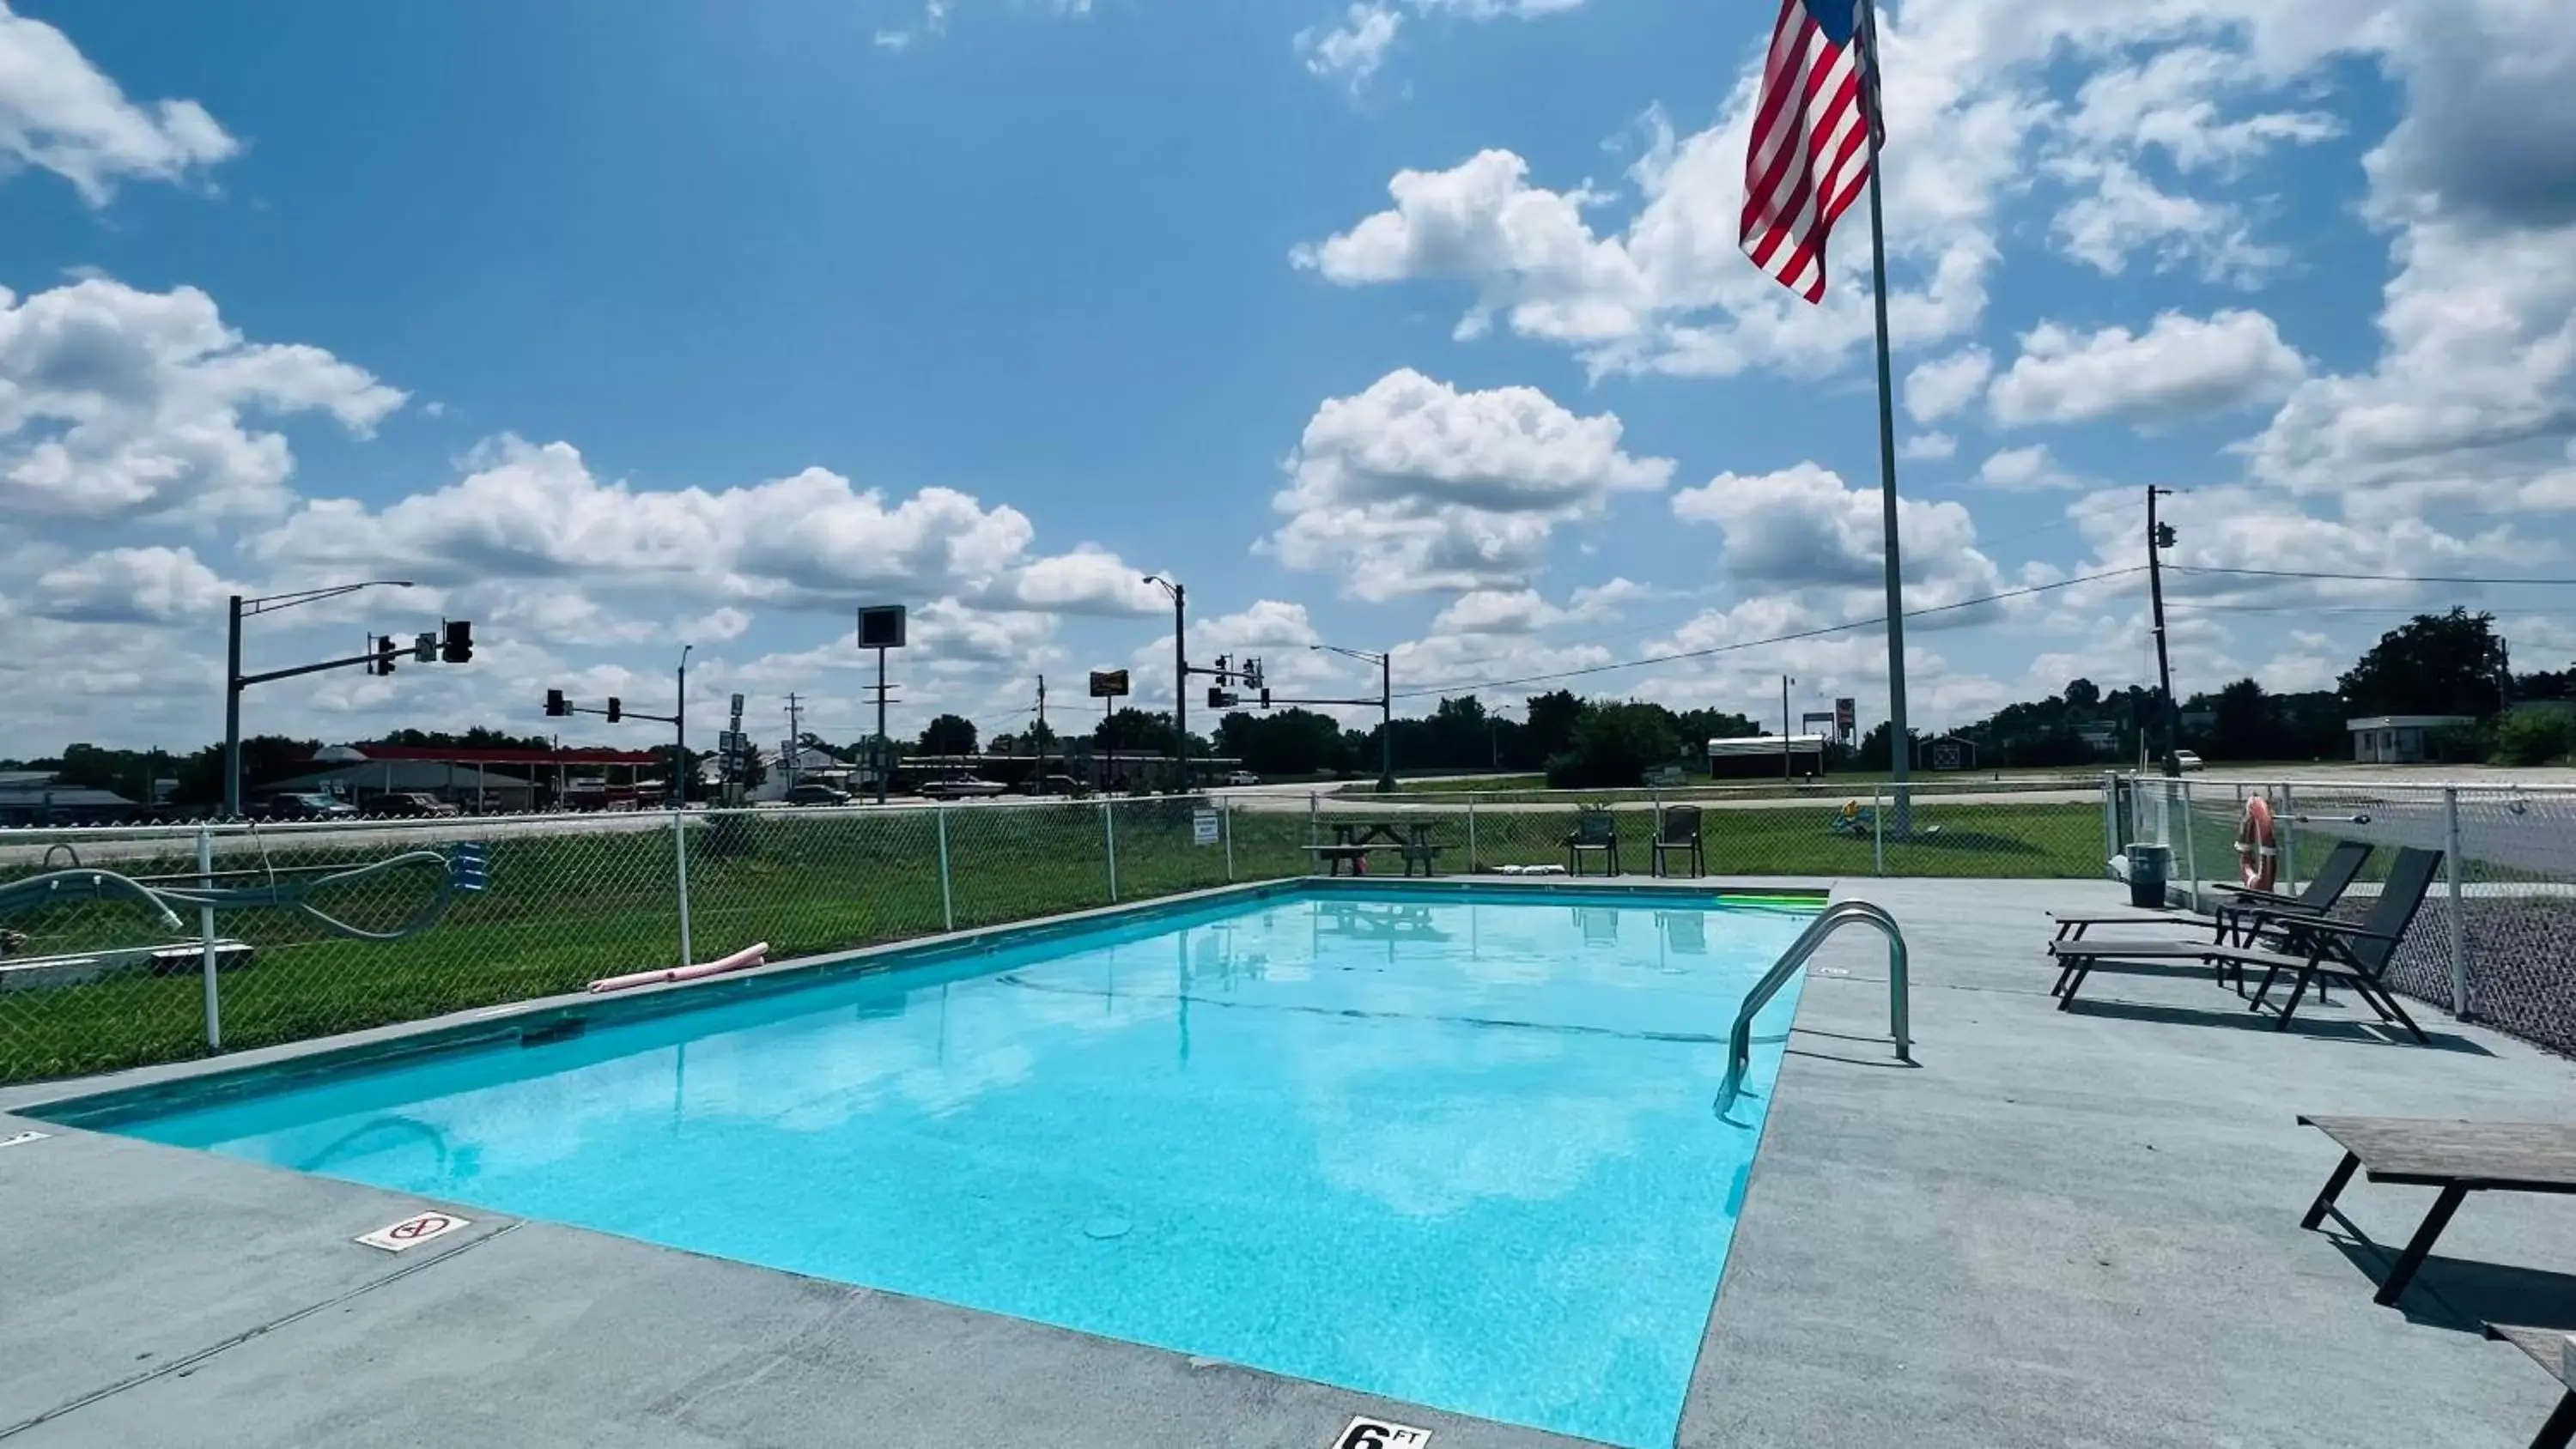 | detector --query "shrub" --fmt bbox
[2491,712,2573,767]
